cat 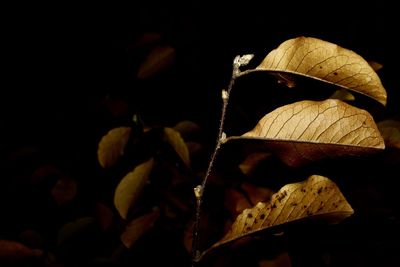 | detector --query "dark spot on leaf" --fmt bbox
[301,188,306,193]
[247,213,253,218]
[272,204,277,209]
[306,210,313,216]
[317,207,323,212]
[318,187,322,194]
[319,66,323,69]
[304,205,307,209]
[334,72,338,75]
[260,214,265,219]
[254,219,257,224]
[246,227,251,231]
[291,203,297,206]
